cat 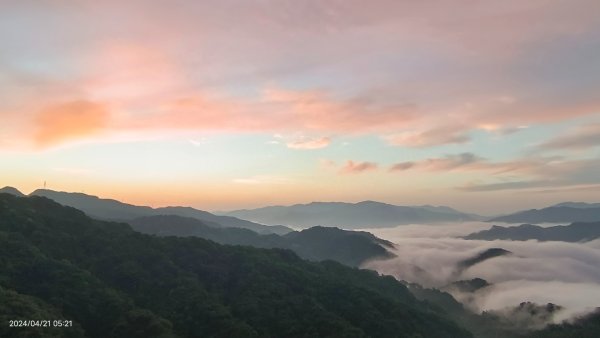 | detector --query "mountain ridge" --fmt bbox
[220,200,481,229]
[0,186,25,197]
[552,202,600,209]
[489,206,600,224]
[464,222,600,242]
[4,188,291,235]
[128,215,394,267]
